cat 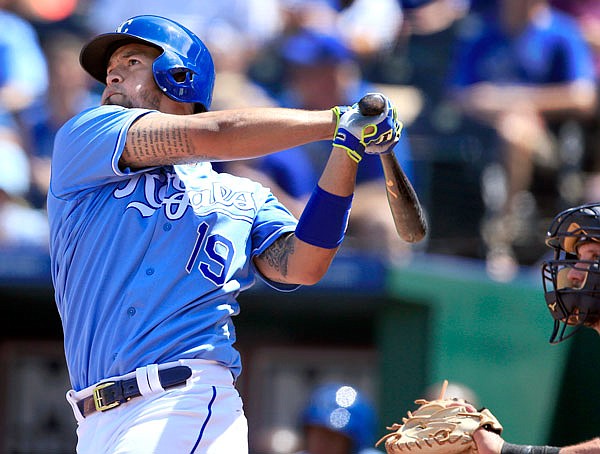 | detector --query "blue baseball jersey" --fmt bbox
[448,7,595,87]
[48,105,298,391]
